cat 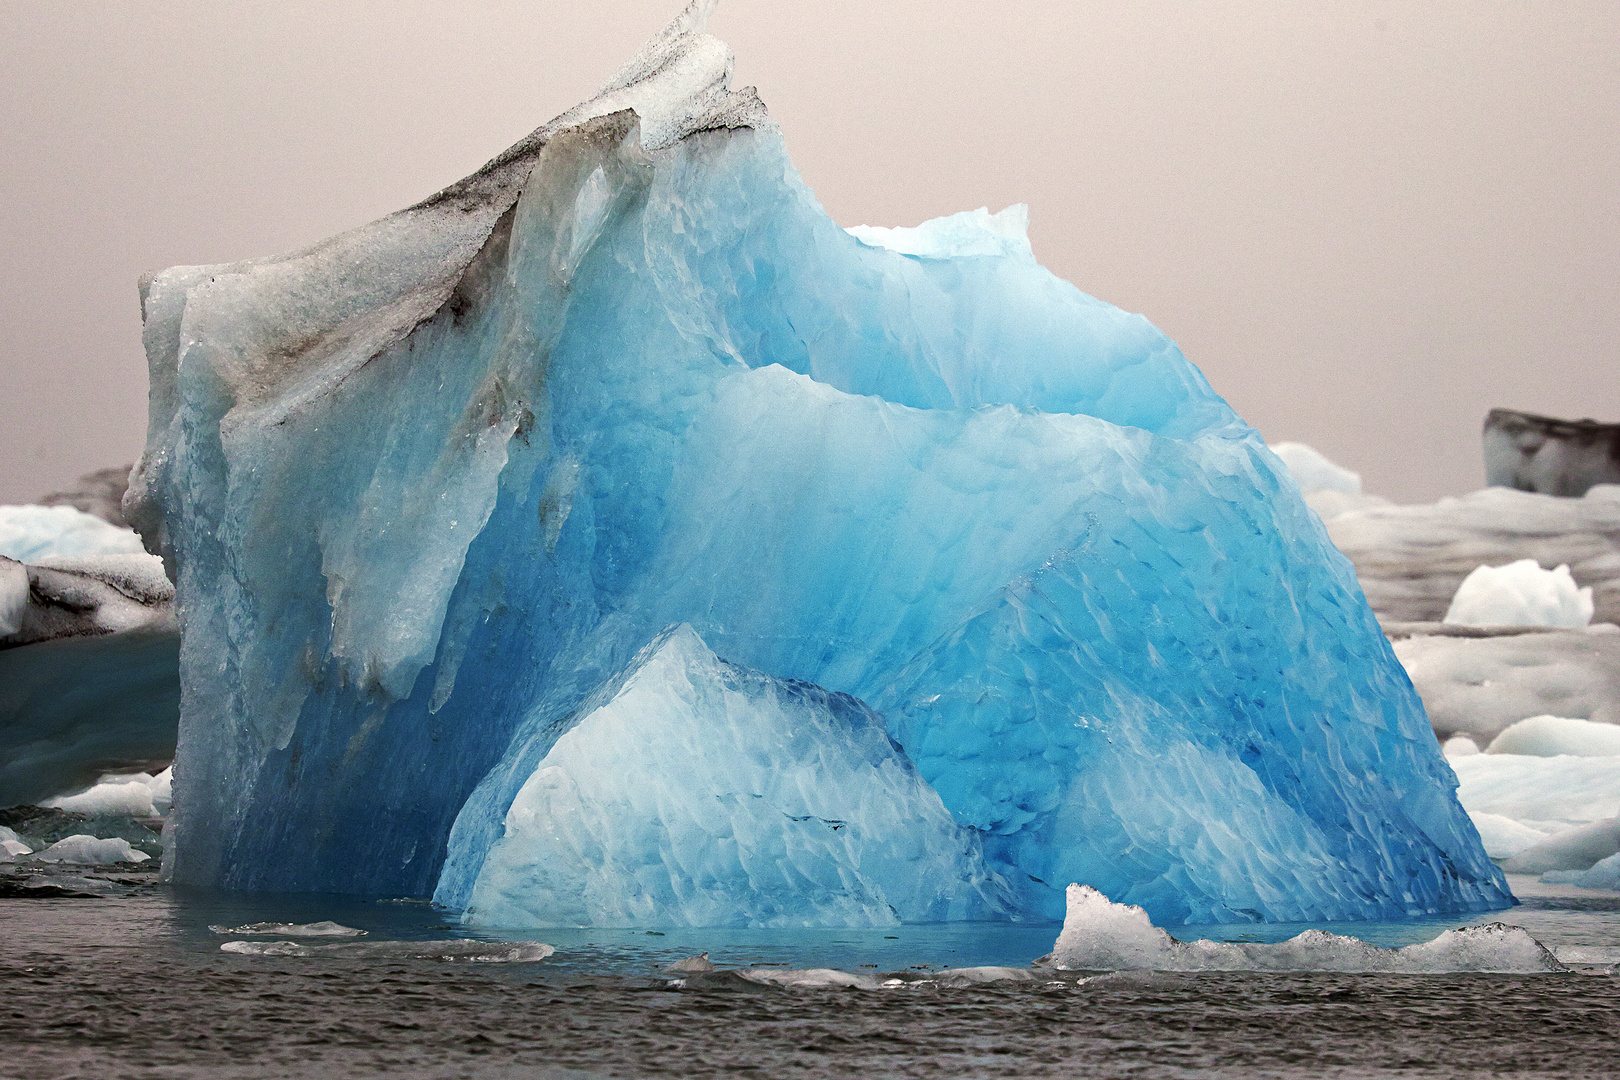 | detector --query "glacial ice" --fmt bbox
[219,940,555,962]
[461,626,1011,928]
[1484,714,1620,758]
[43,768,173,818]
[1268,442,1390,519]
[35,834,151,865]
[1045,884,1563,974]
[1443,559,1593,628]
[209,921,366,937]
[1544,851,1620,890]
[1395,627,1620,744]
[130,1,1506,924]
[0,505,146,563]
